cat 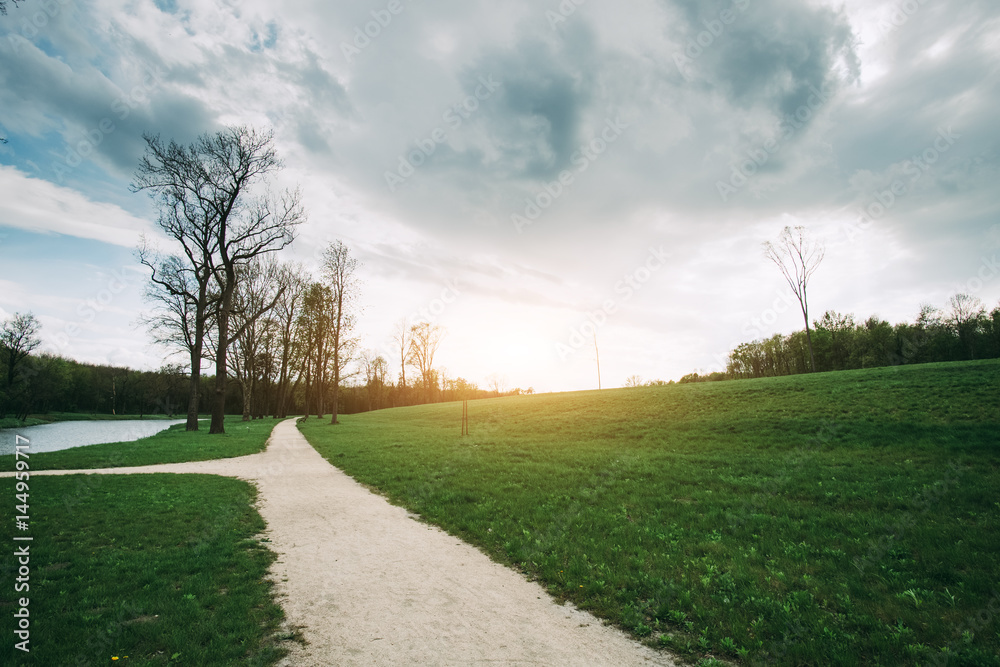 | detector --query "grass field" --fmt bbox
[2,417,283,470]
[0,474,290,666]
[299,359,1000,666]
